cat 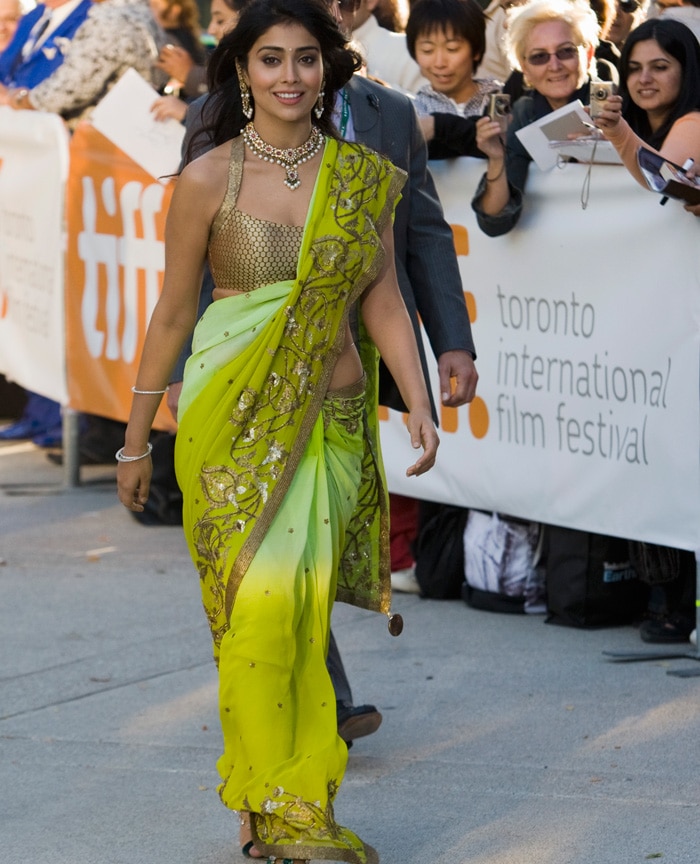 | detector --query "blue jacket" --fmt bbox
[0,0,92,89]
